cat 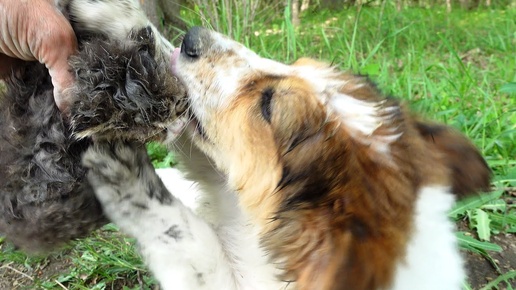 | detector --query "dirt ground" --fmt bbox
[0,252,75,290]
[461,225,516,289]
